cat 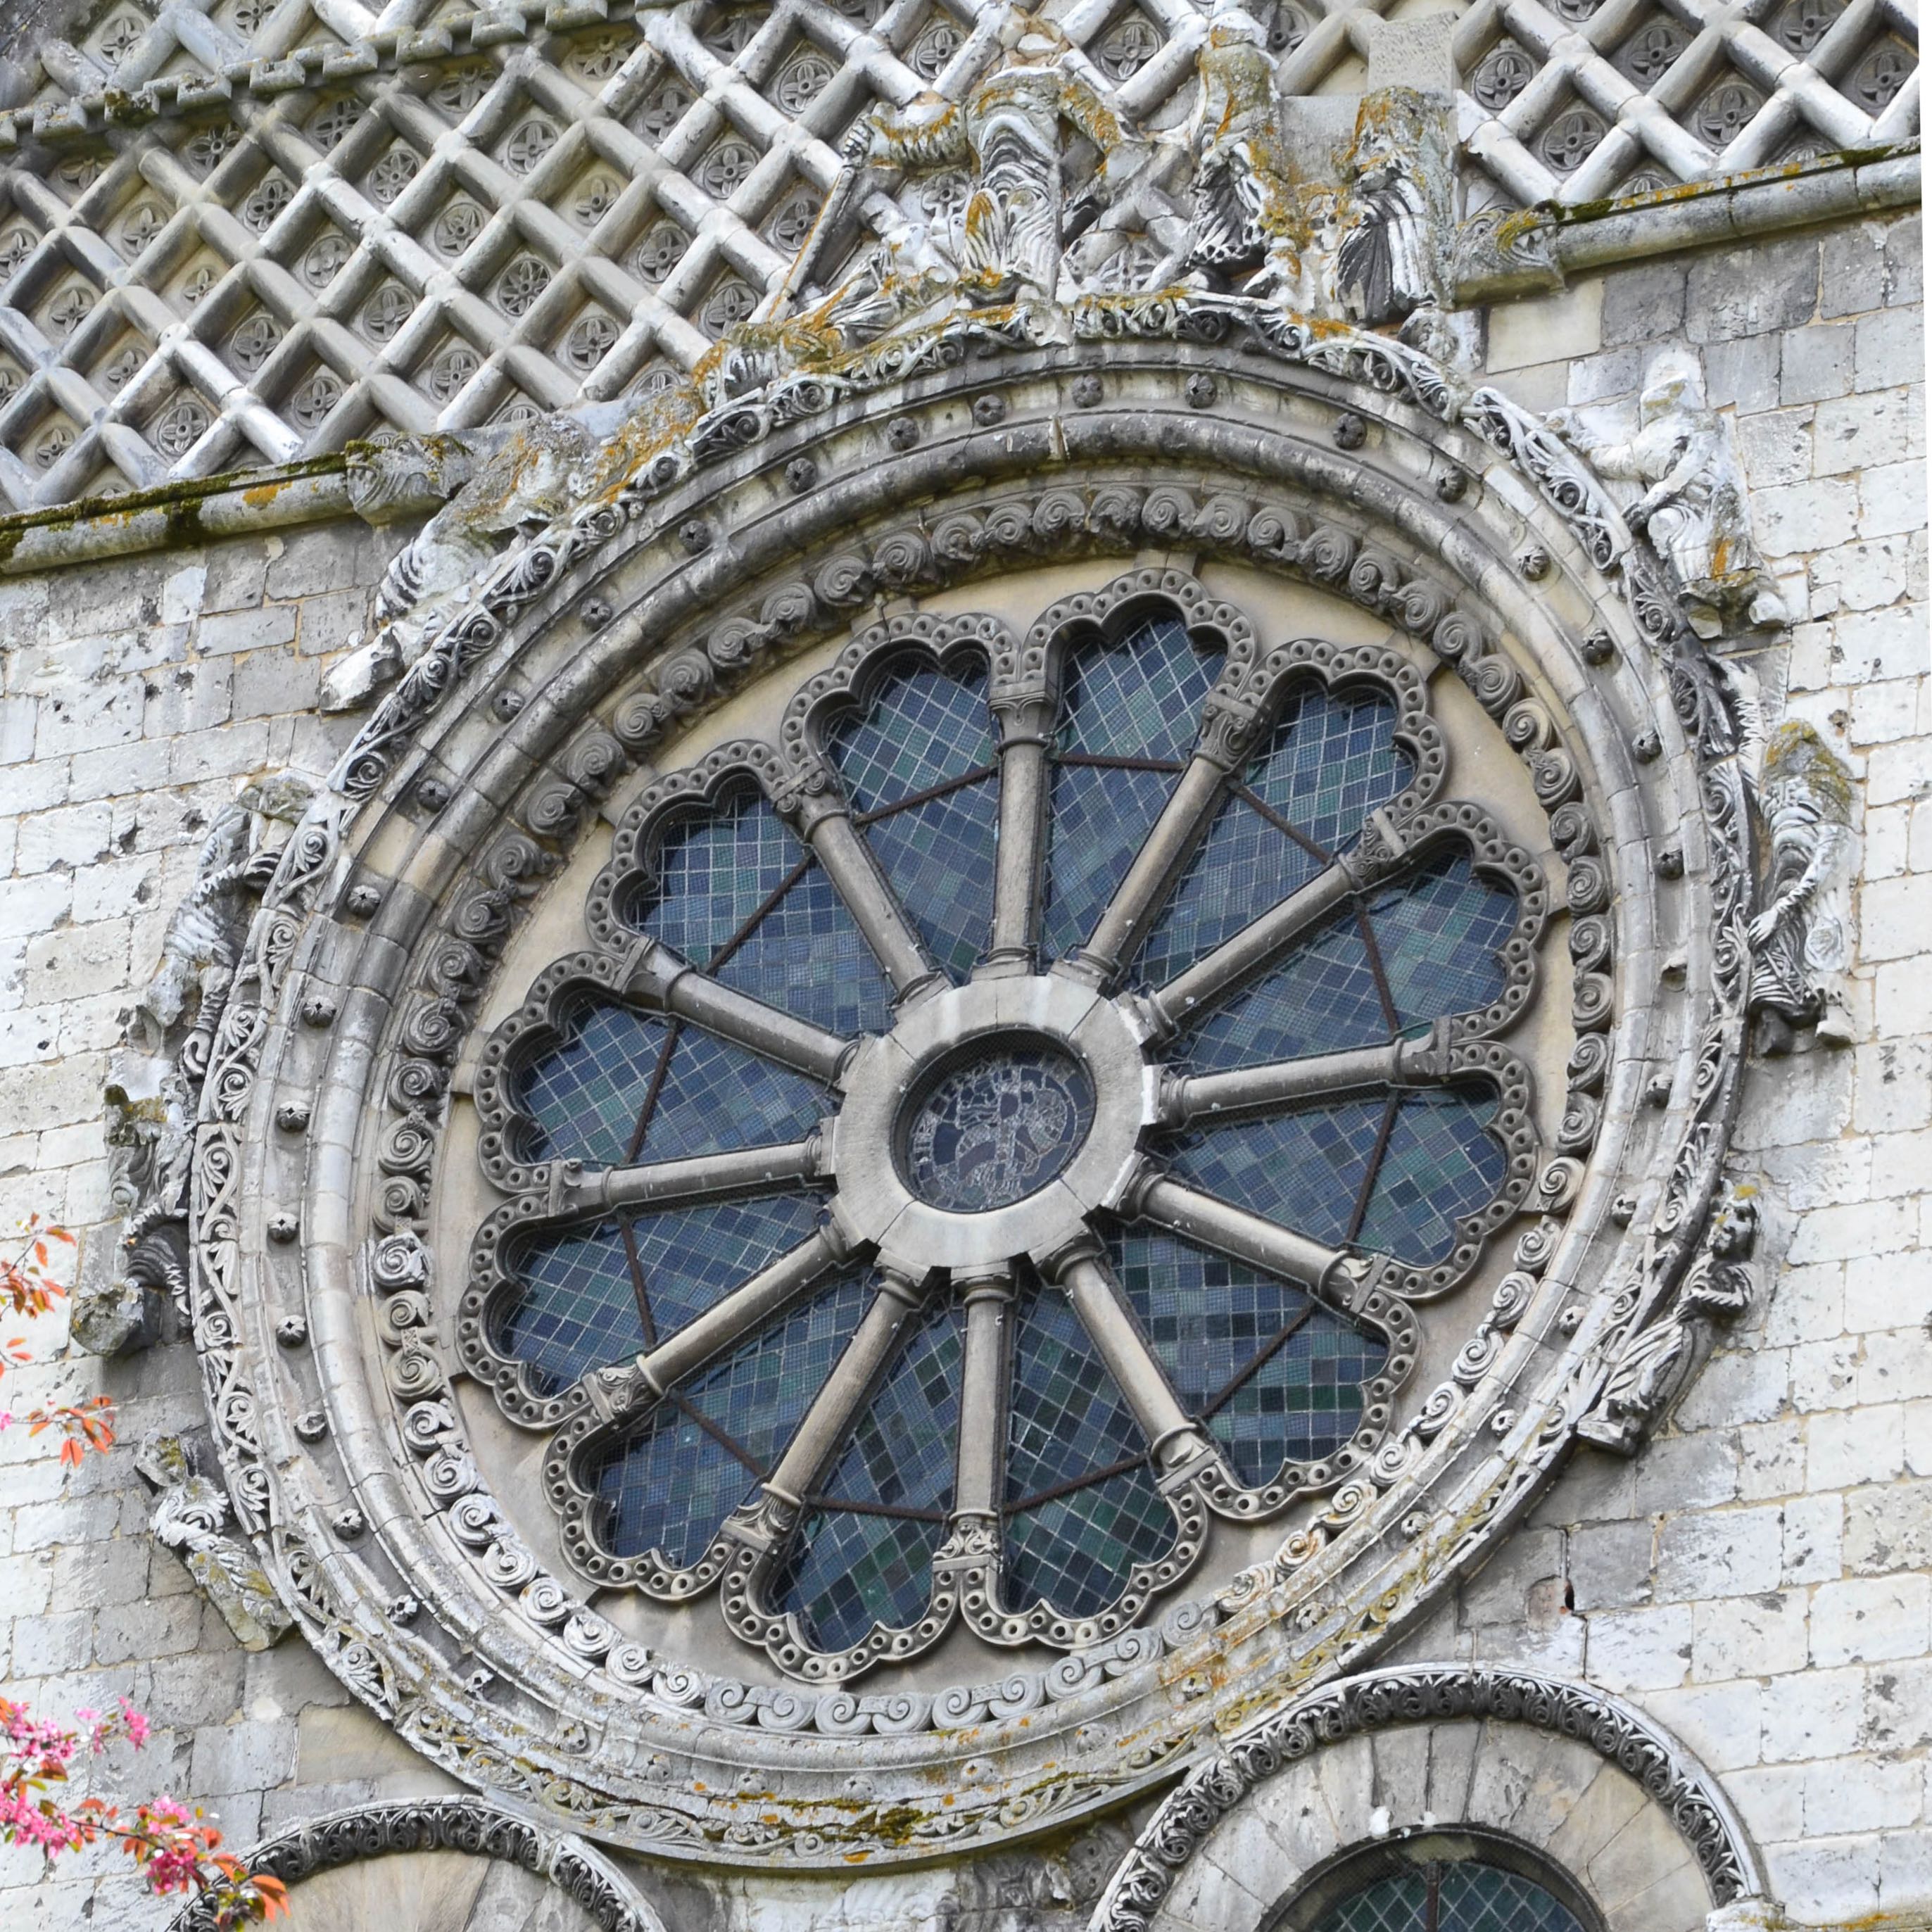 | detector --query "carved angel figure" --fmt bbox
[1174,0,1311,300]
[839,15,1137,308]
[1555,348,1788,640]
[1748,720,1856,1054]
